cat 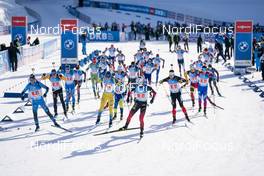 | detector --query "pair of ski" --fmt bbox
[94,127,140,136]
[34,125,72,133]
